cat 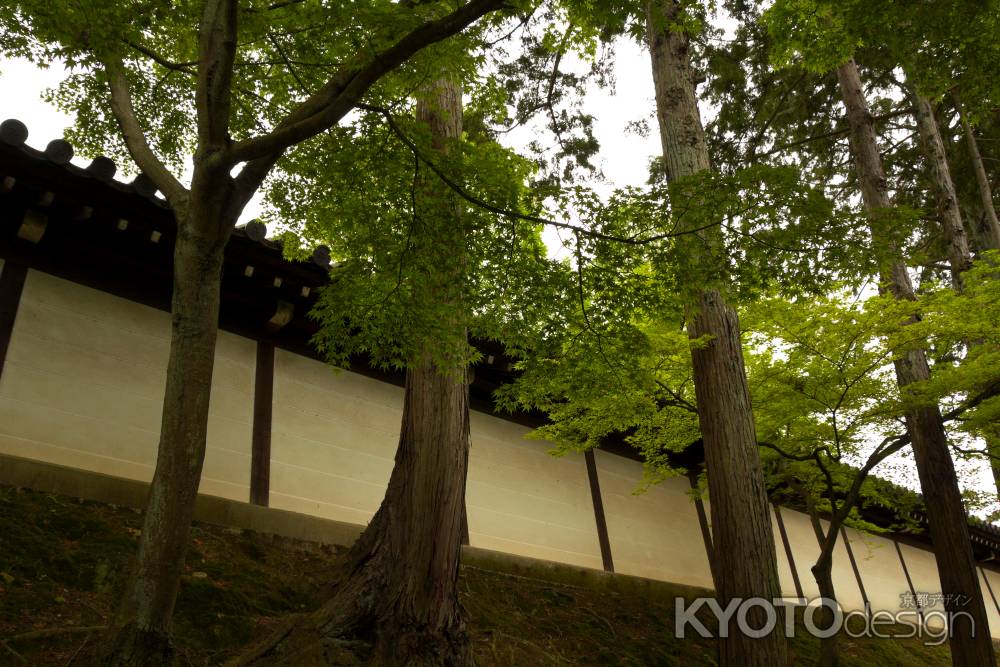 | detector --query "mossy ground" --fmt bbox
[0,484,958,665]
